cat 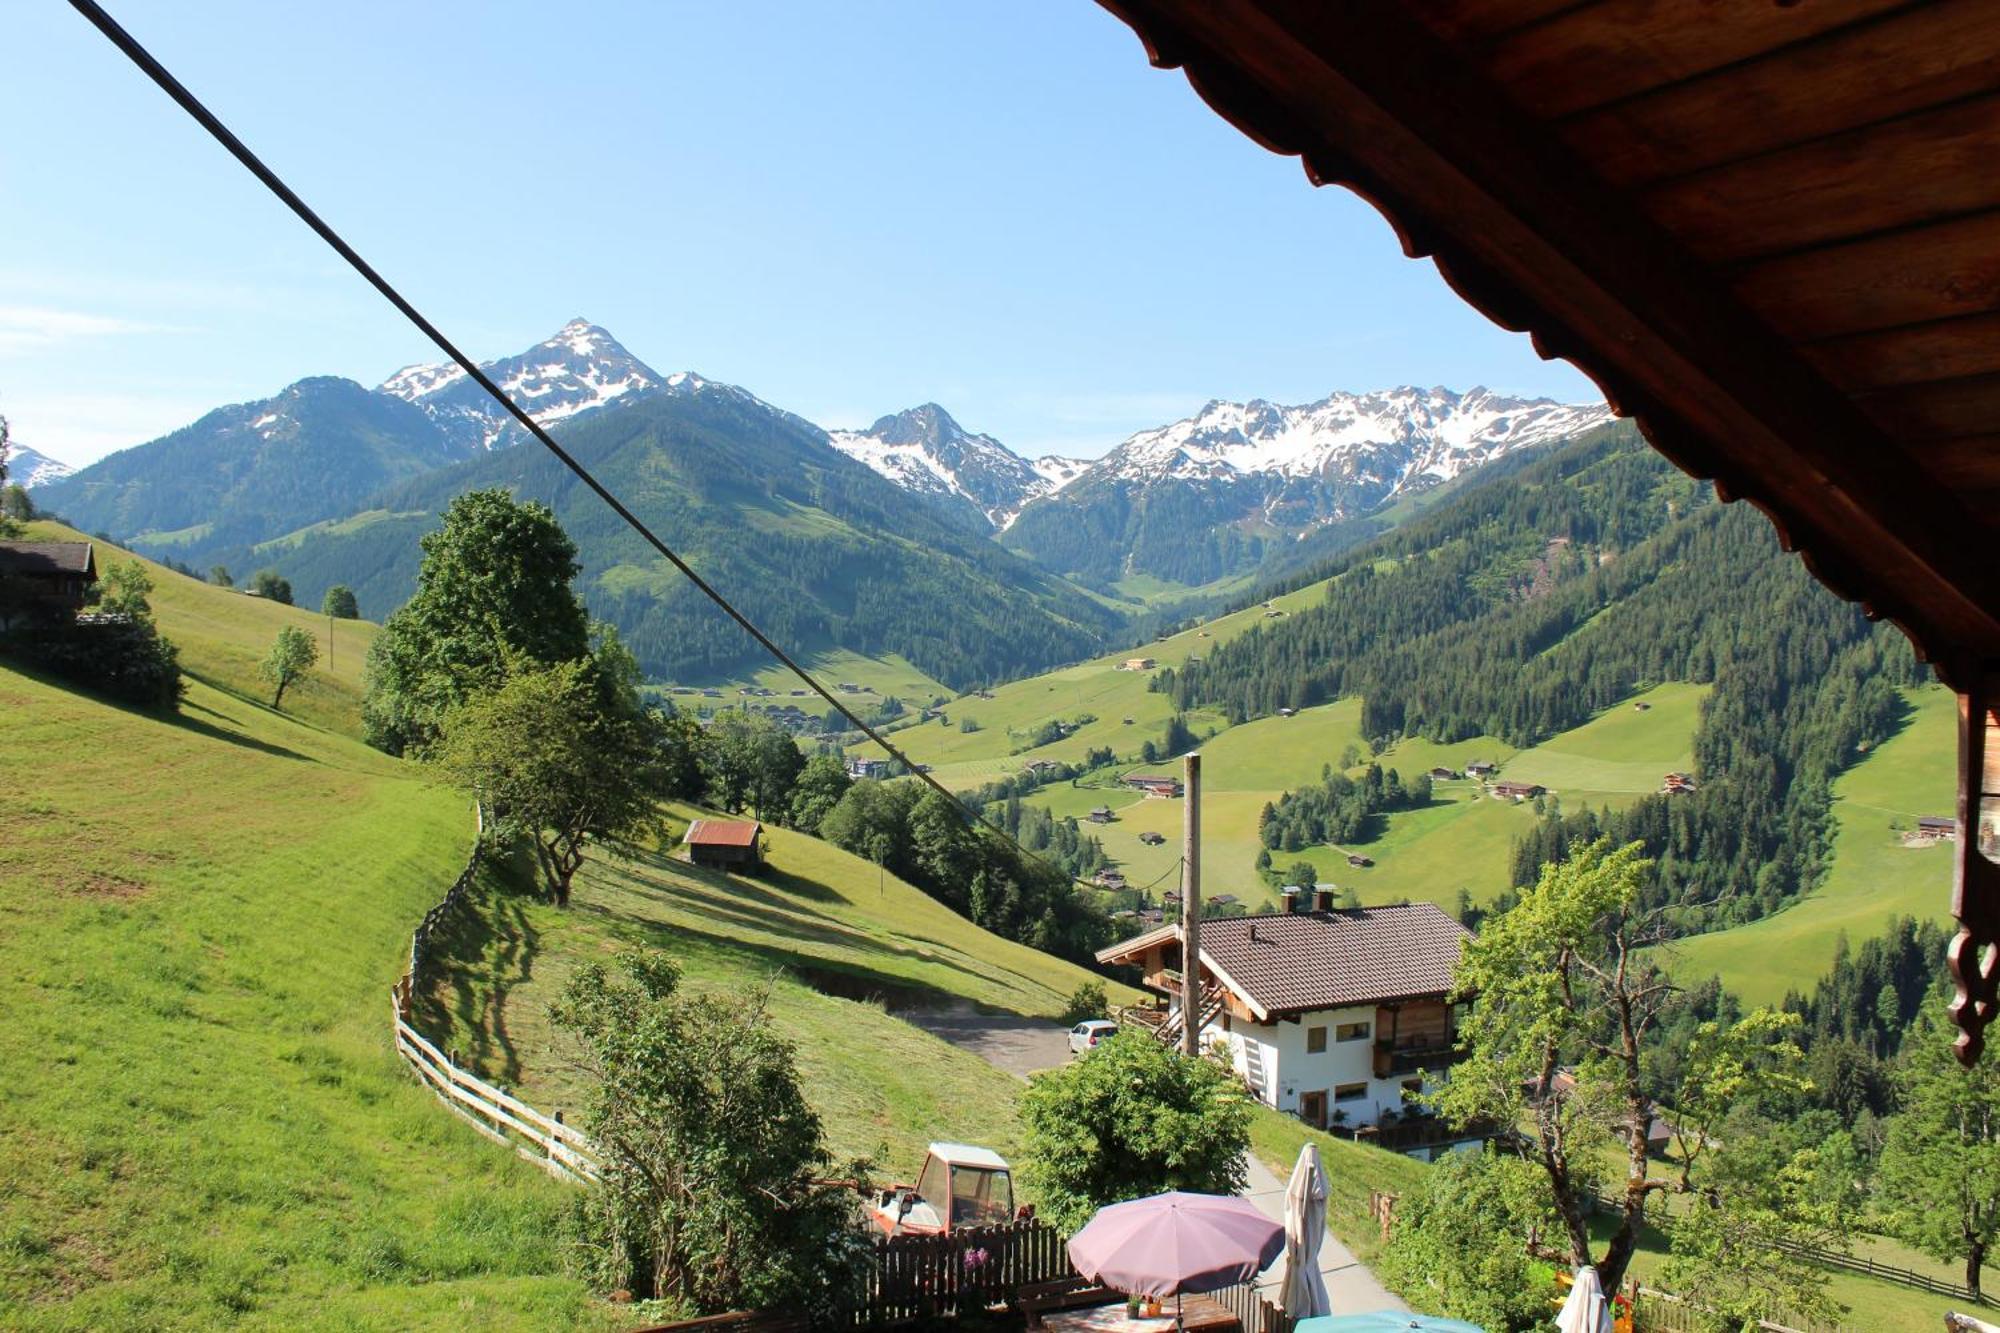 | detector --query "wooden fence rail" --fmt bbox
[390,807,604,1185]
[848,1221,1076,1326]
